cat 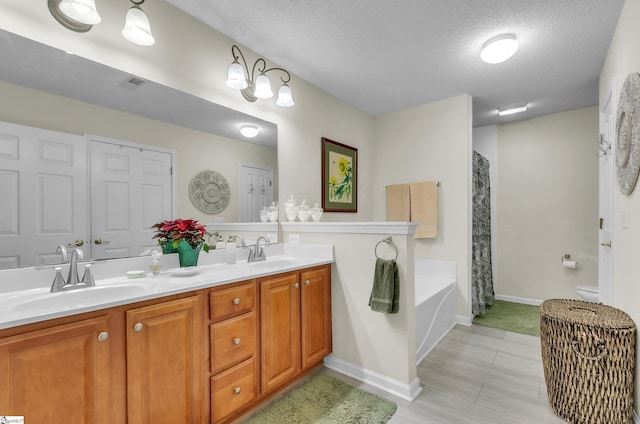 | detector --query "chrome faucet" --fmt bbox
[249,236,269,262]
[66,248,84,286]
[48,248,95,292]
